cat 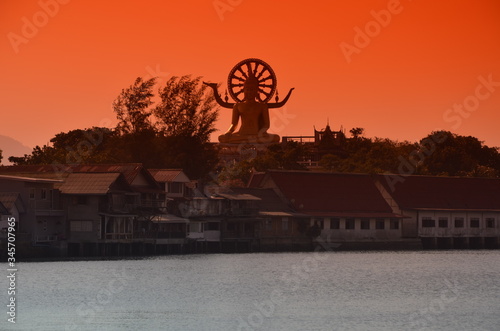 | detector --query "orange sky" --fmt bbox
[1,0,500,157]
